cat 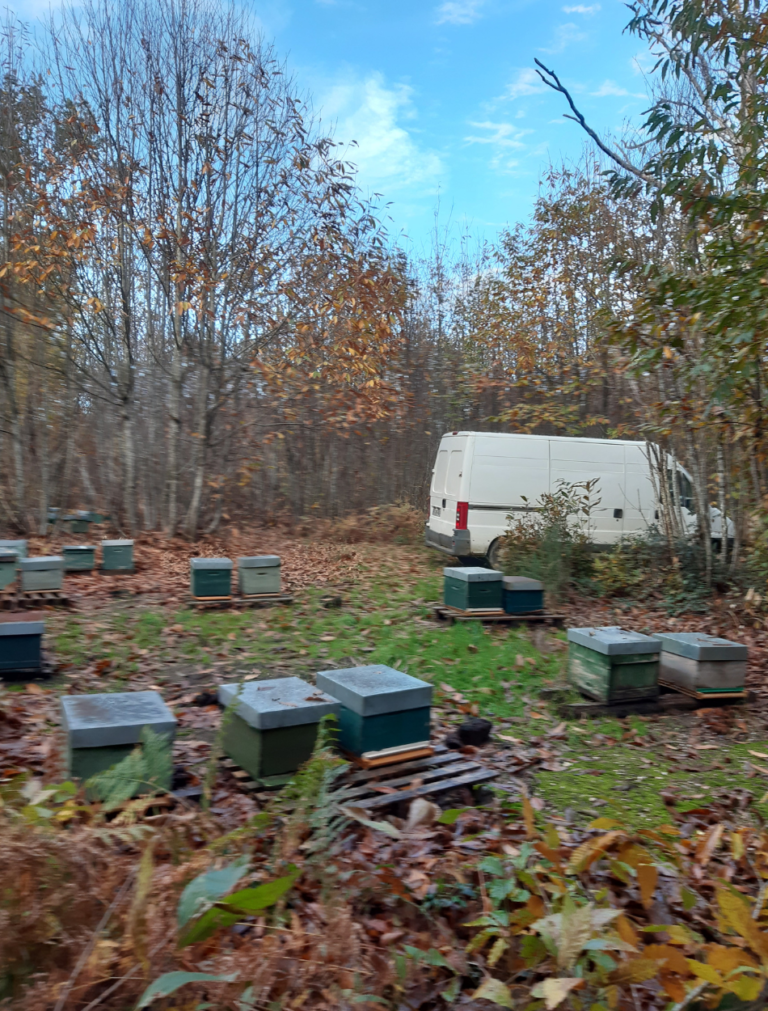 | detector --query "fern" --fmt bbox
[85,727,173,810]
